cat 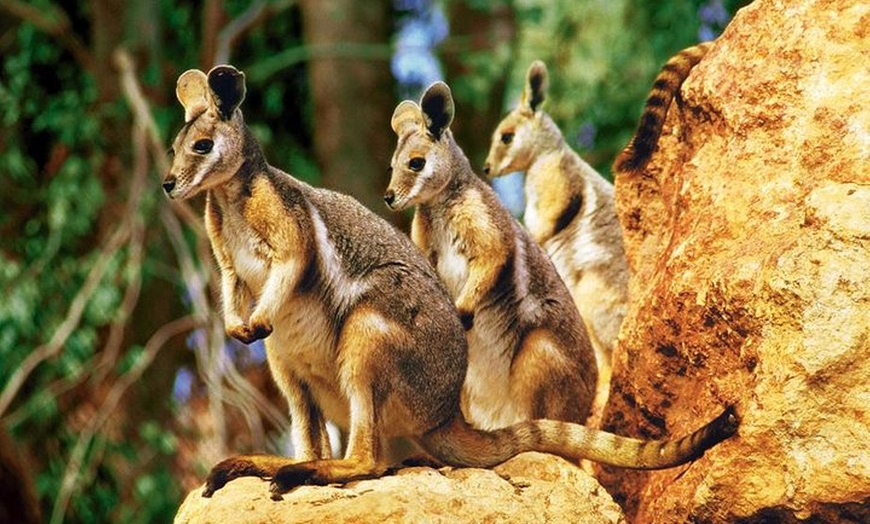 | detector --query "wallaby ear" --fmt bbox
[391,100,422,136]
[176,69,210,123]
[207,65,246,120]
[522,60,548,113]
[420,82,454,140]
